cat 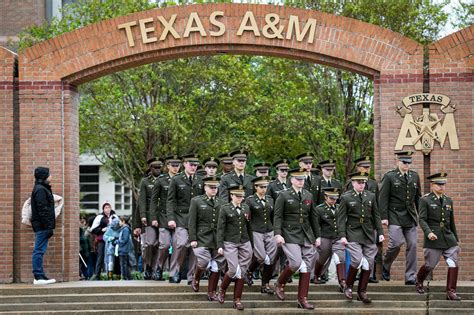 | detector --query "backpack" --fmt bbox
[22,194,64,226]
